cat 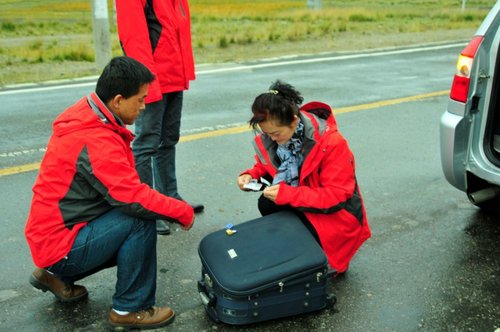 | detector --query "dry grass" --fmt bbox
[0,0,496,86]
